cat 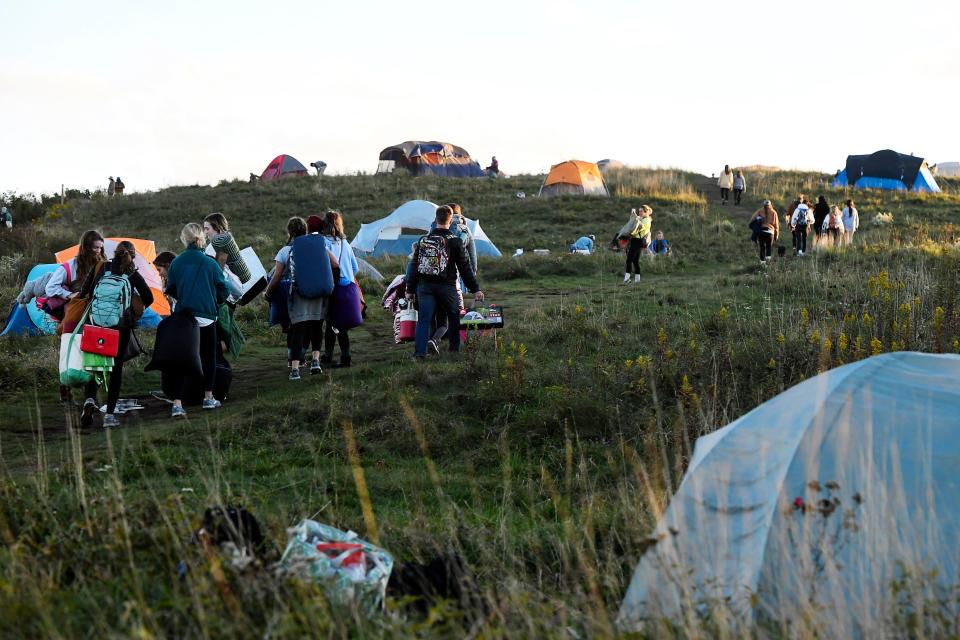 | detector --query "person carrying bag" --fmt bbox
[323,210,362,368]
